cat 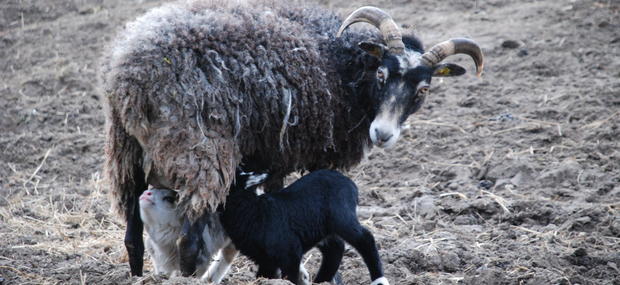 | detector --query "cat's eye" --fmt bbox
[163,196,175,203]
